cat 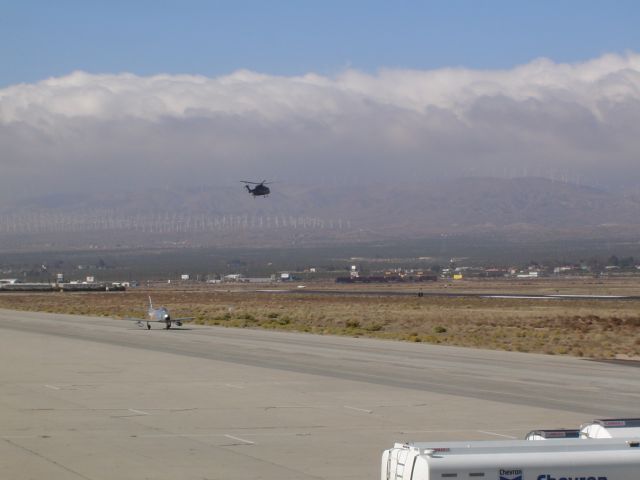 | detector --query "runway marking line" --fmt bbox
[225,383,245,389]
[138,433,219,438]
[477,430,517,439]
[128,409,150,416]
[44,384,60,390]
[344,405,373,414]
[224,434,255,445]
